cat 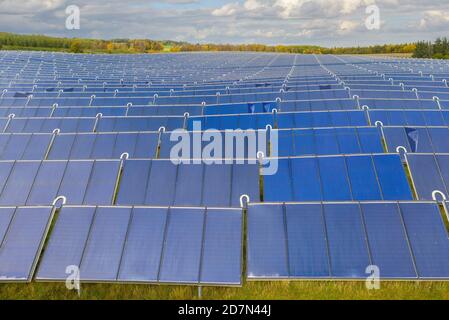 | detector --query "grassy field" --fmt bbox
[1,281,449,300]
